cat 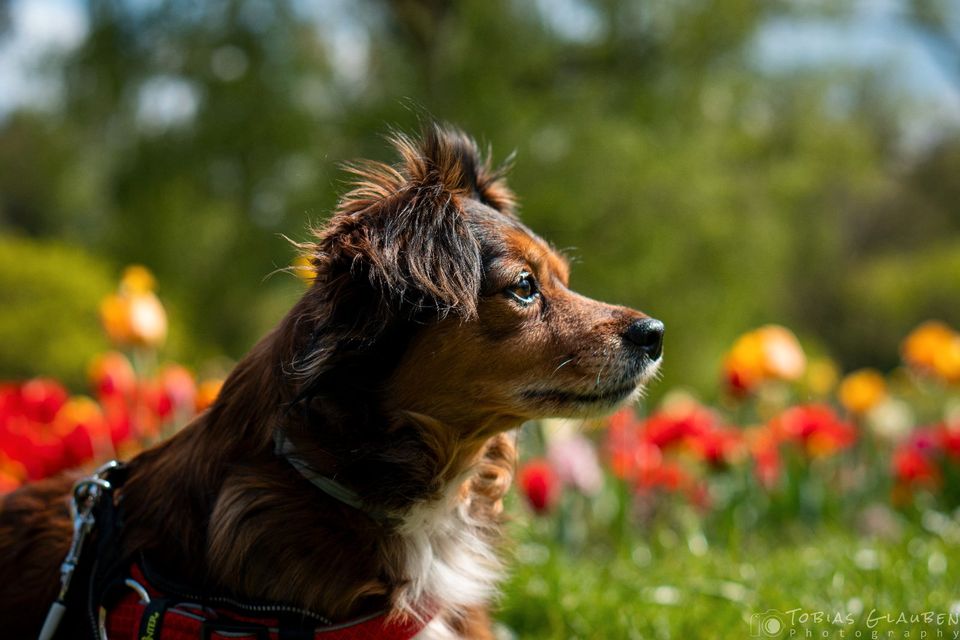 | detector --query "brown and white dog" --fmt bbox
[0,125,663,639]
